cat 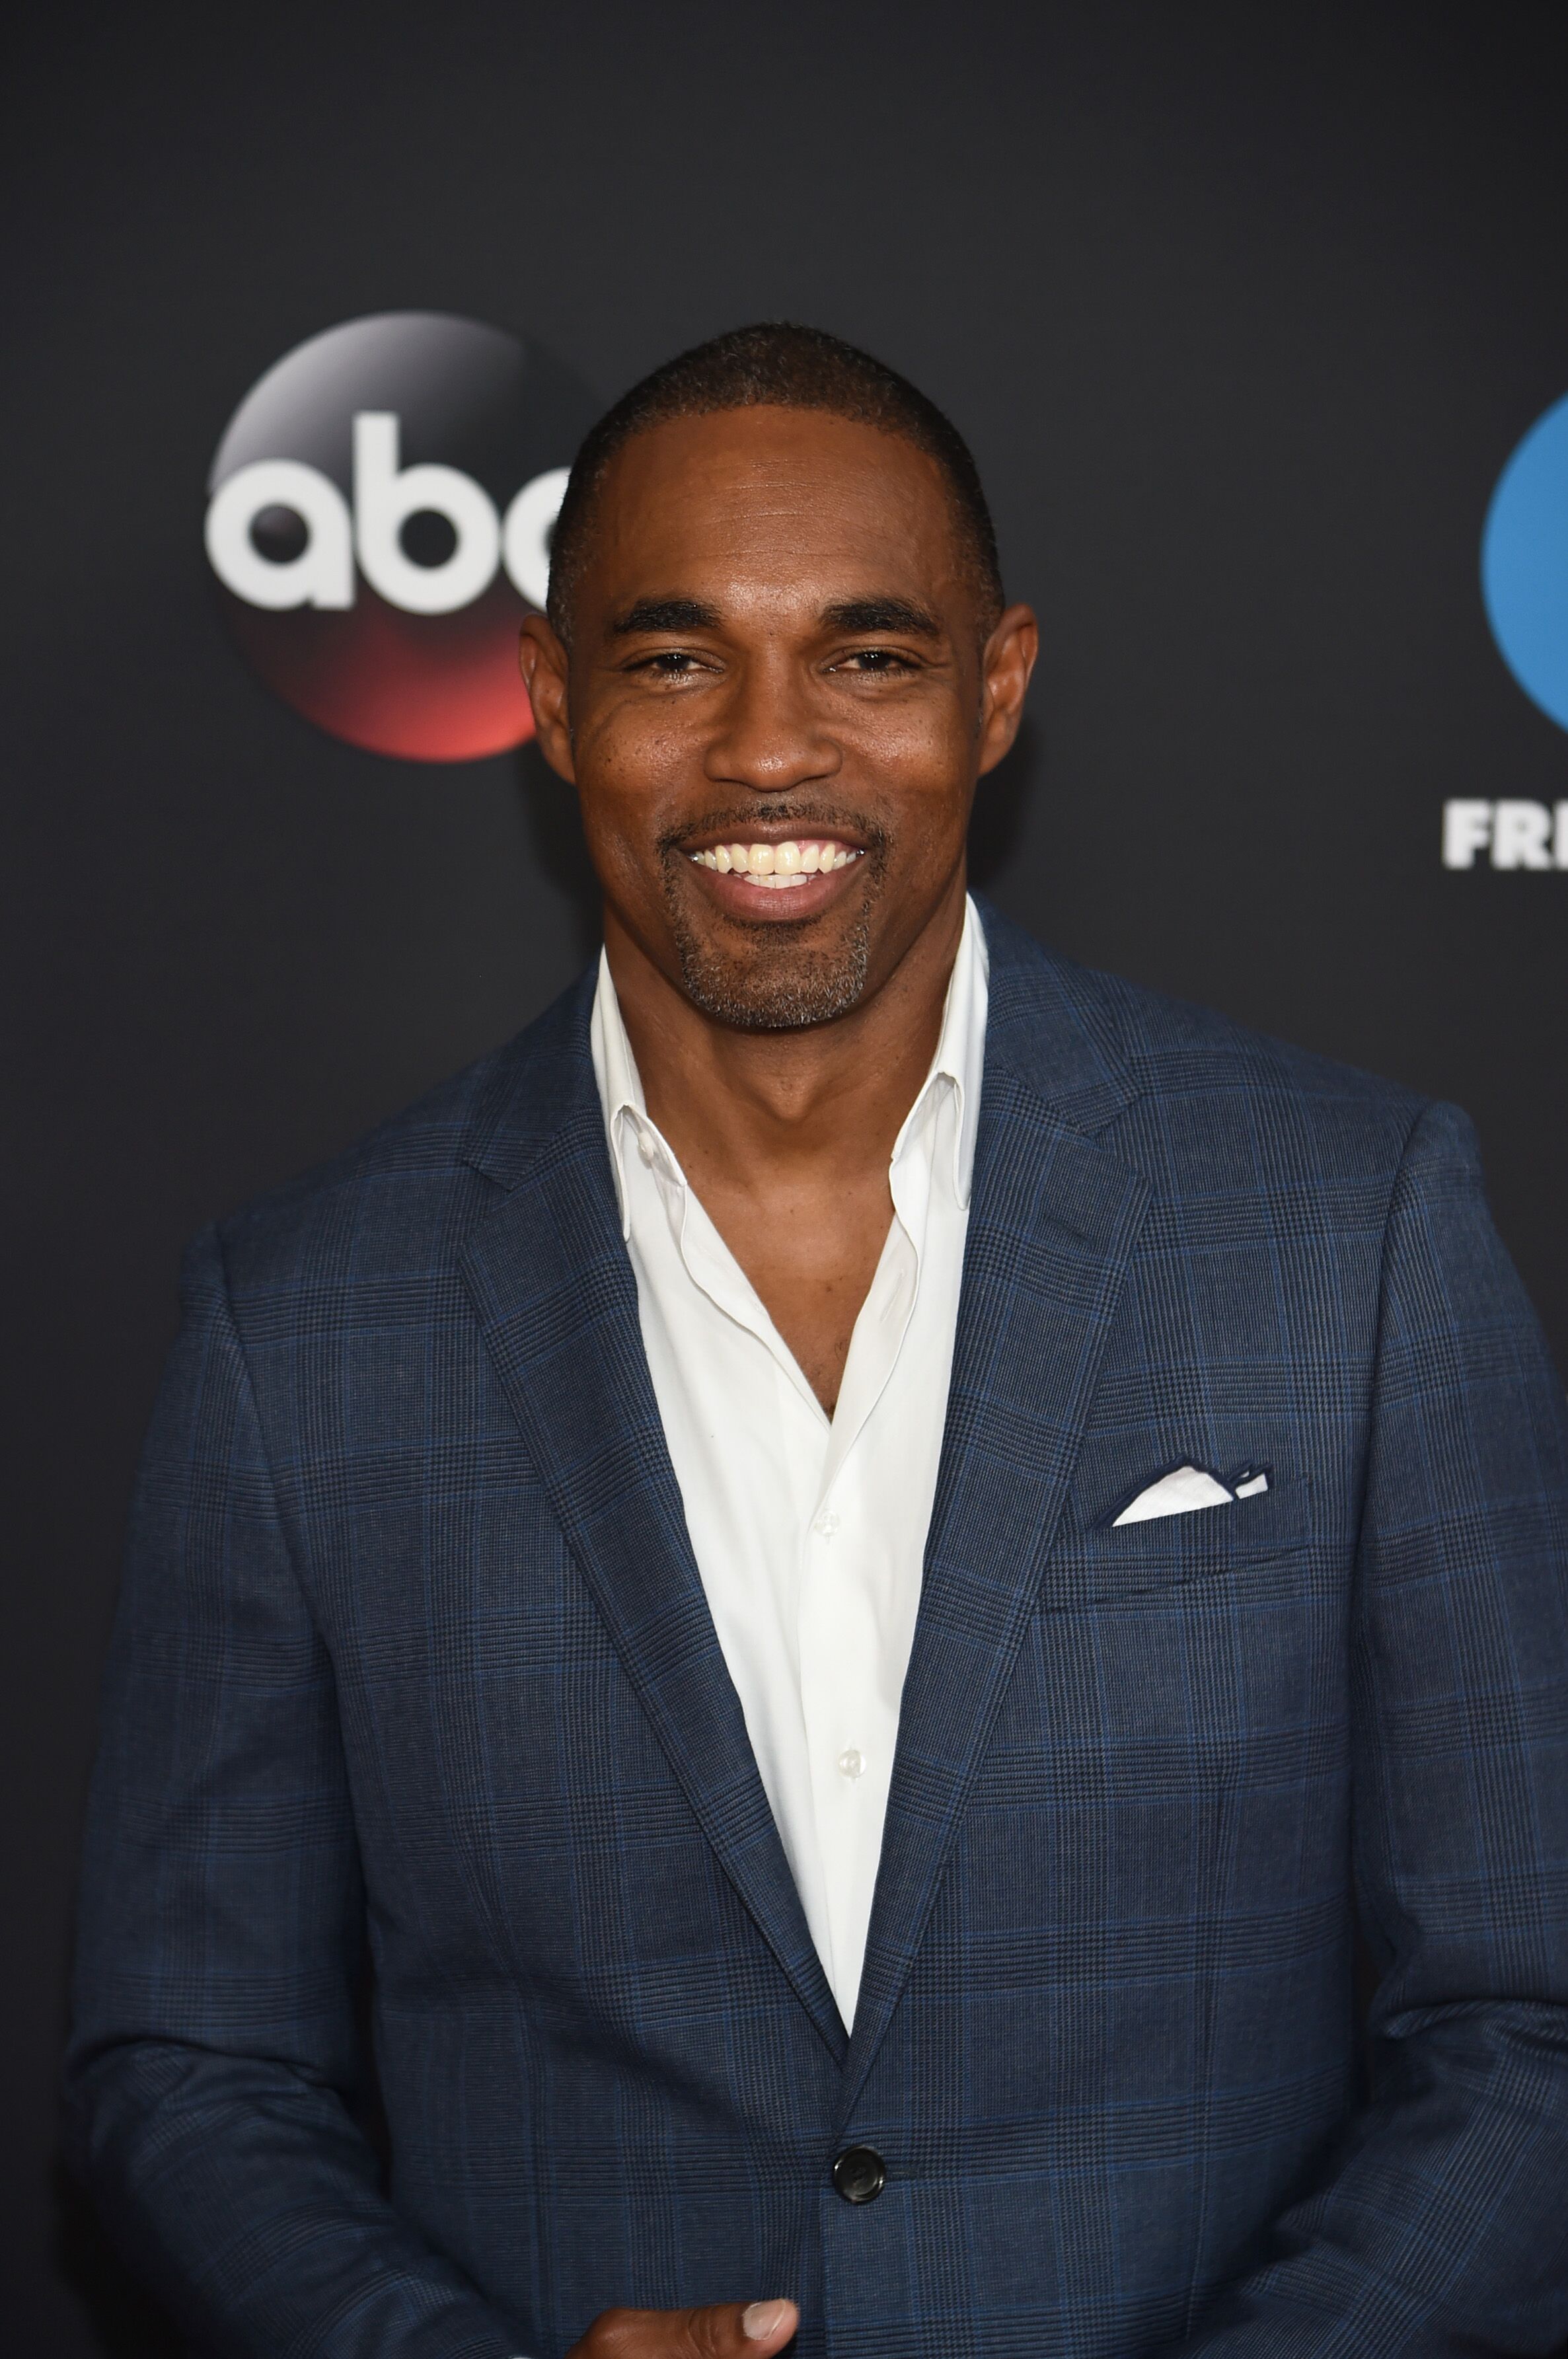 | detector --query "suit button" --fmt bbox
[832,2144,886,2204]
